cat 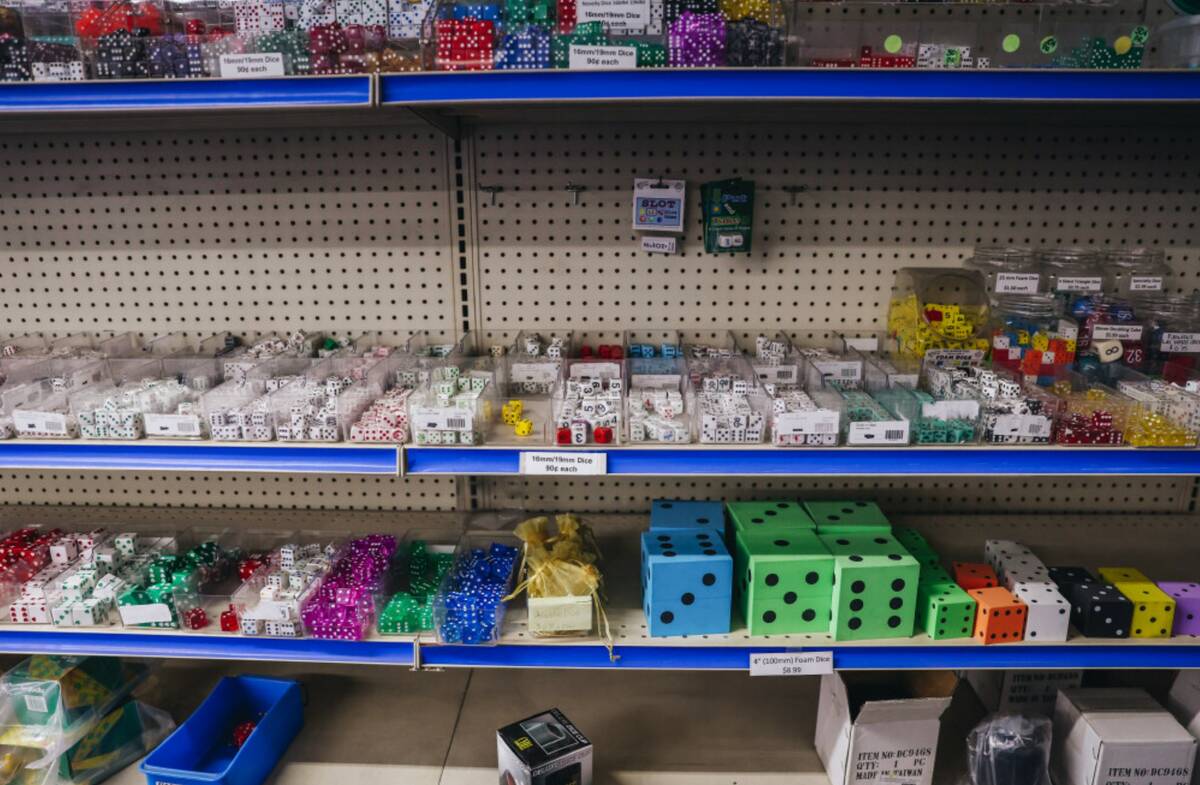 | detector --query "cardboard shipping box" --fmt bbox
[1052,687,1197,785]
[1167,670,1200,785]
[498,708,593,785]
[965,669,1083,716]
[815,671,956,785]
